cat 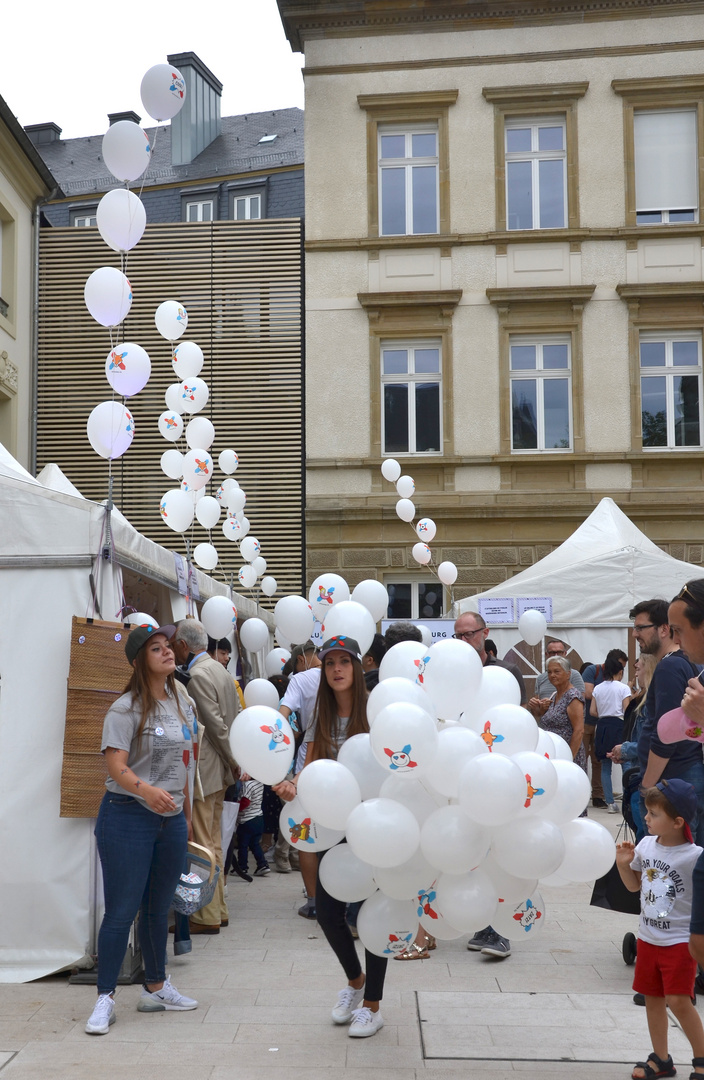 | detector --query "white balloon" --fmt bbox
[261,576,277,597]
[465,703,539,756]
[367,676,437,727]
[243,679,280,709]
[161,449,184,480]
[96,188,146,252]
[374,849,437,902]
[164,383,186,415]
[396,475,415,499]
[239,617,269,652]
[357,891,419,959]
[238,564,257,589]
[483,853,538,908]
[379,775,442,825]
[416,624,433,647]
[240,536,261,563]
[141,63,187,122]
[558,819,616,882]
[321,600,376,656]
[381,458,401,483]
[227,487,247,513]
[219,449,239,474]
[101,120,151,182]
[159,488,194,533]
[279,797,345,853]
[319,844,377,903]
[412,542,432,566]
[518,609,548,647]
[87,401,134,459]
[157,410,183,443]
[105,342,150,398]
[182,448,213,491]
[297,759,362,831]
[437,561,458,586]
[421,638,483,721]
[155,300,188,341]
[274,596,315,645]
[193,542,218,571]
[424,726,488,798]
[416,518,437,543]
[421,806,491,875]
[252,556,267,577]
[84,267,132,327]
[351,579,389,623]
[378,640,430,685]
[511,751,558,814]
[195,495,221,530]
[230,705,294,785]
[201,595,238,639]
[396,498,415,523]
[186,417,215,450]
[346,798,420,868]
[546,732,574,762]
[435,869,498,934]
[179,377,209,414]
[216,479,239,504]
[492,817,566,880]
[126,611,159,628]
[462,666,521,725]
[370,701,438,777]
[222,516,243,542]
[337,733,389,800]
[536,759,590,823]
[309,573,350,623]
[238,516,251,538]
[264,647,290,677]
[458,753,527,827]
[172,341,204,380]
[491,888,546,940]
